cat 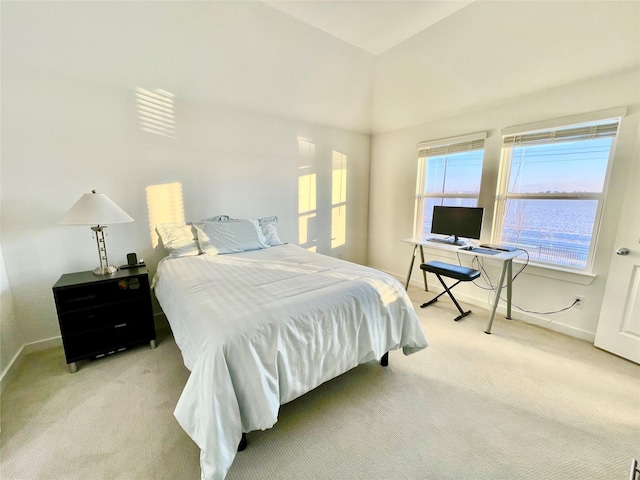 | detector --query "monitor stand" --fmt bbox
[426,236,465,246]
[451,235,465,246]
